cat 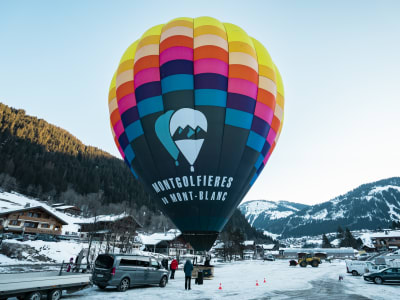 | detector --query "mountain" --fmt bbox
[241,177,400,237]
[239,200,309,229]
